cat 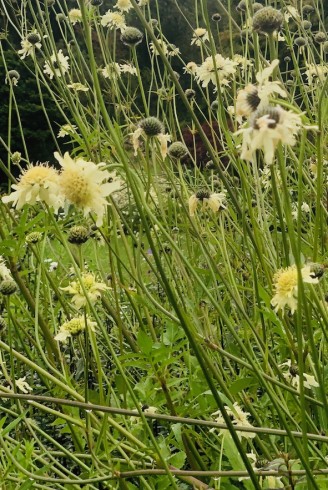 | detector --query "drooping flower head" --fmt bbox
[189,190,227,216]
[191,28,209,46]
[18,32,41,59]
[54,152,122,226]
[2,164,62,211]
